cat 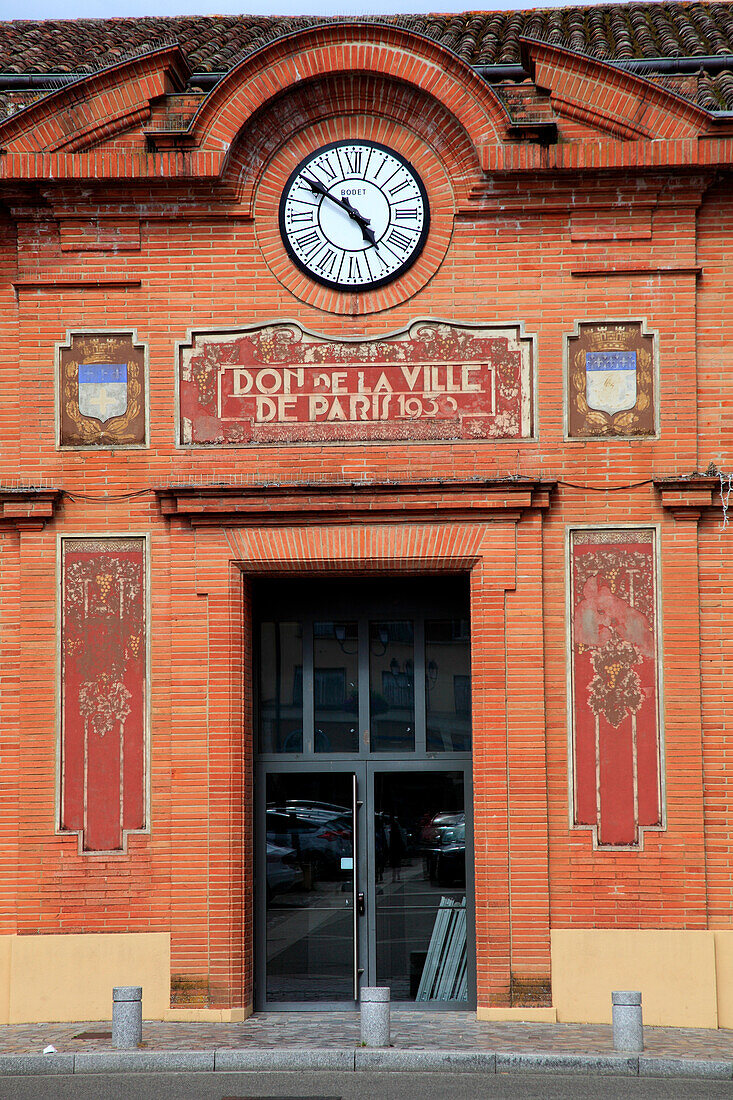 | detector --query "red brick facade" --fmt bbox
[1,14,733,1023]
